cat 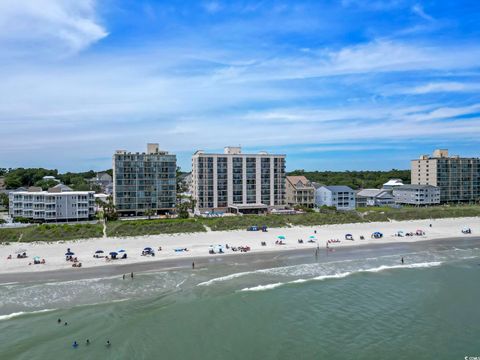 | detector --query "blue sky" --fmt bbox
[1,0,480,172]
